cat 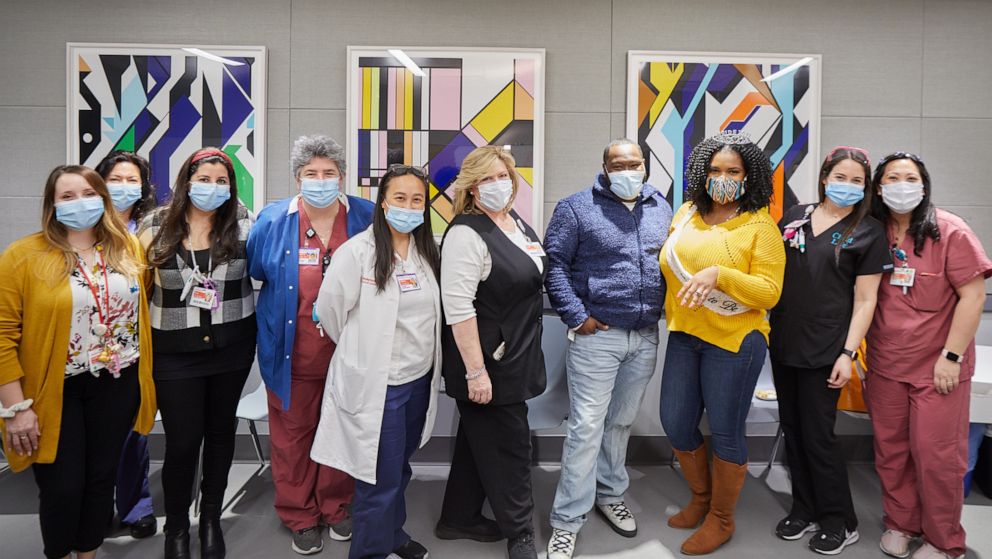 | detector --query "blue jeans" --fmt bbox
[116,431,153,524]
[349,374,430,559]
[549,325,659,533]
[660,330,766,465]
